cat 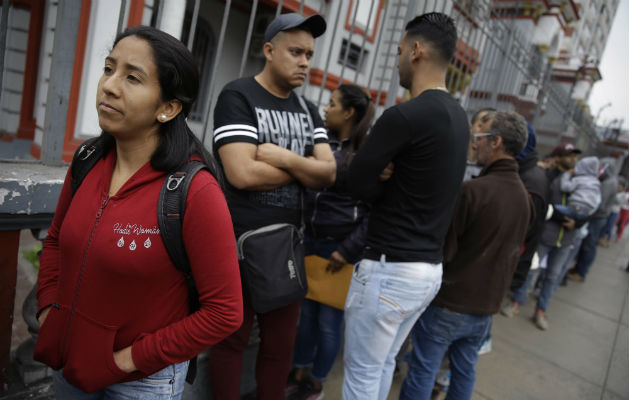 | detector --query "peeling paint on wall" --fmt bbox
[0,188,9,206]
[0,163,67,215]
